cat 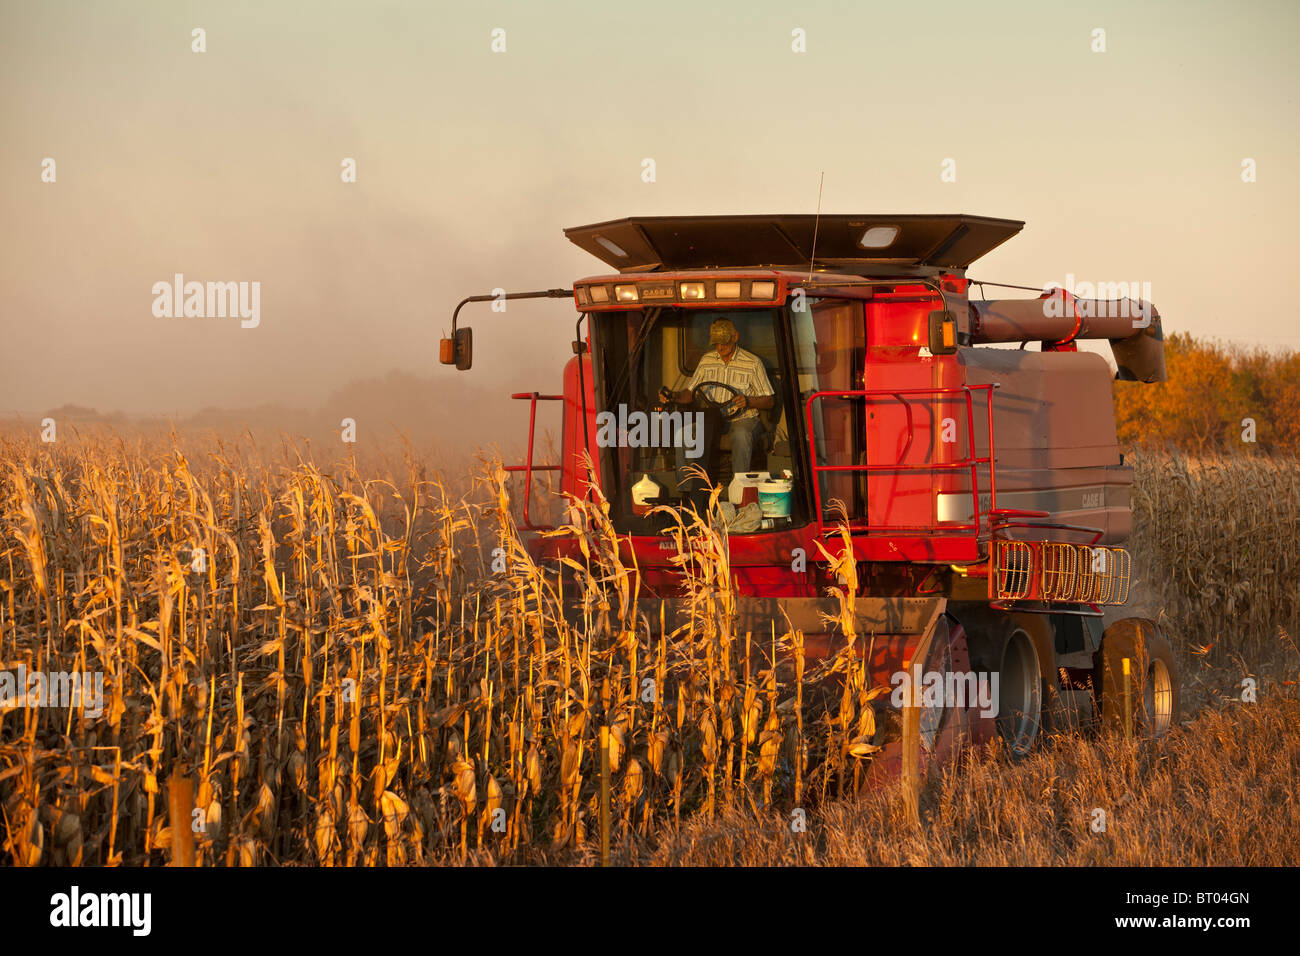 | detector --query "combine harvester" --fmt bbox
[442,214,1178,775]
